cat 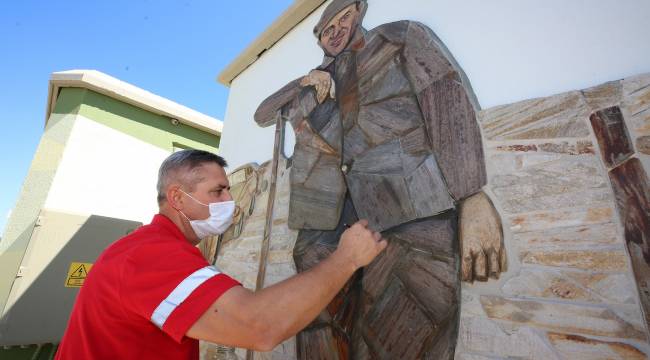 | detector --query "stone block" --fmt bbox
[502,269,637,304]
[537,140,595,155]
[480,91,591,140]
[622,73,650,135]
[637,135,650,155]
[490,155,610,213]
[502,269,597,302]
[508,207,613,233]
[582,80,623,112]
[458,316,558,359]
[480,295,647,340]
[519,249,627,271]
[512,223,619,250]
[490,140,594,155]
[547,332,647,360]
[562,271,638,305]
[454,354,505,360]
